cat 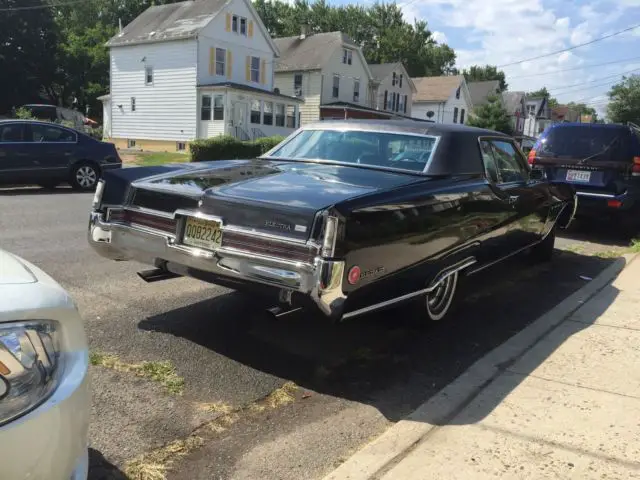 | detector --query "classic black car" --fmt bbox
[88,120,577,322]
[0,120,121,191]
